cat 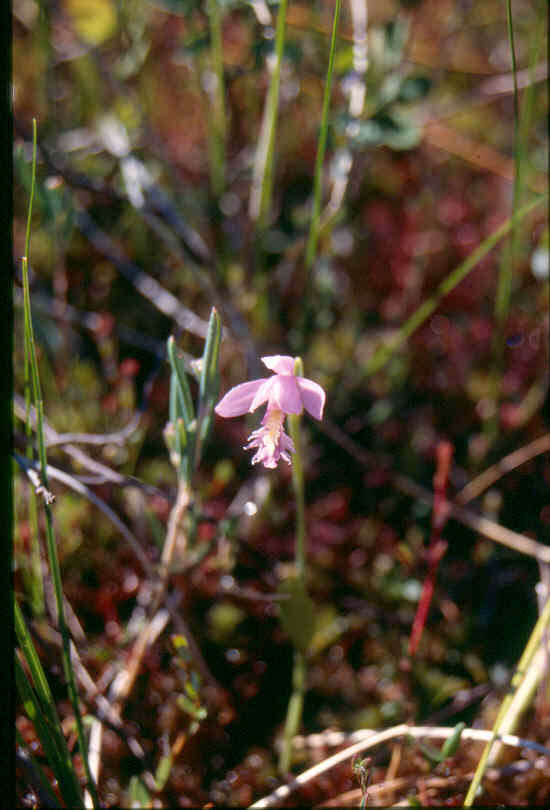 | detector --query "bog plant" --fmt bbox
[13,1,550,806]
